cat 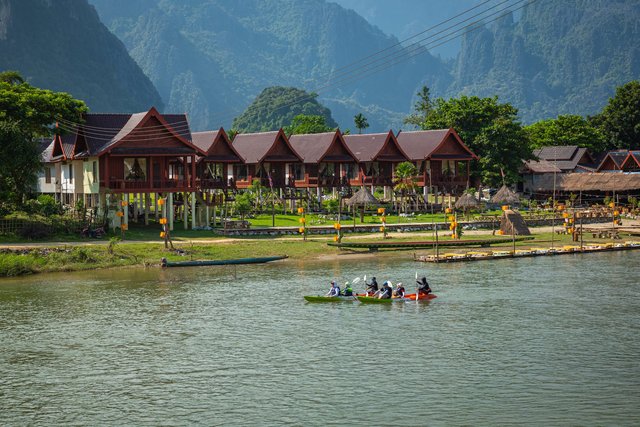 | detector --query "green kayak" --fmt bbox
[304,295,358,302]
